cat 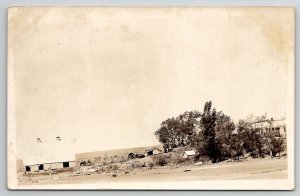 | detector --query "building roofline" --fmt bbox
[24,160,76,166]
